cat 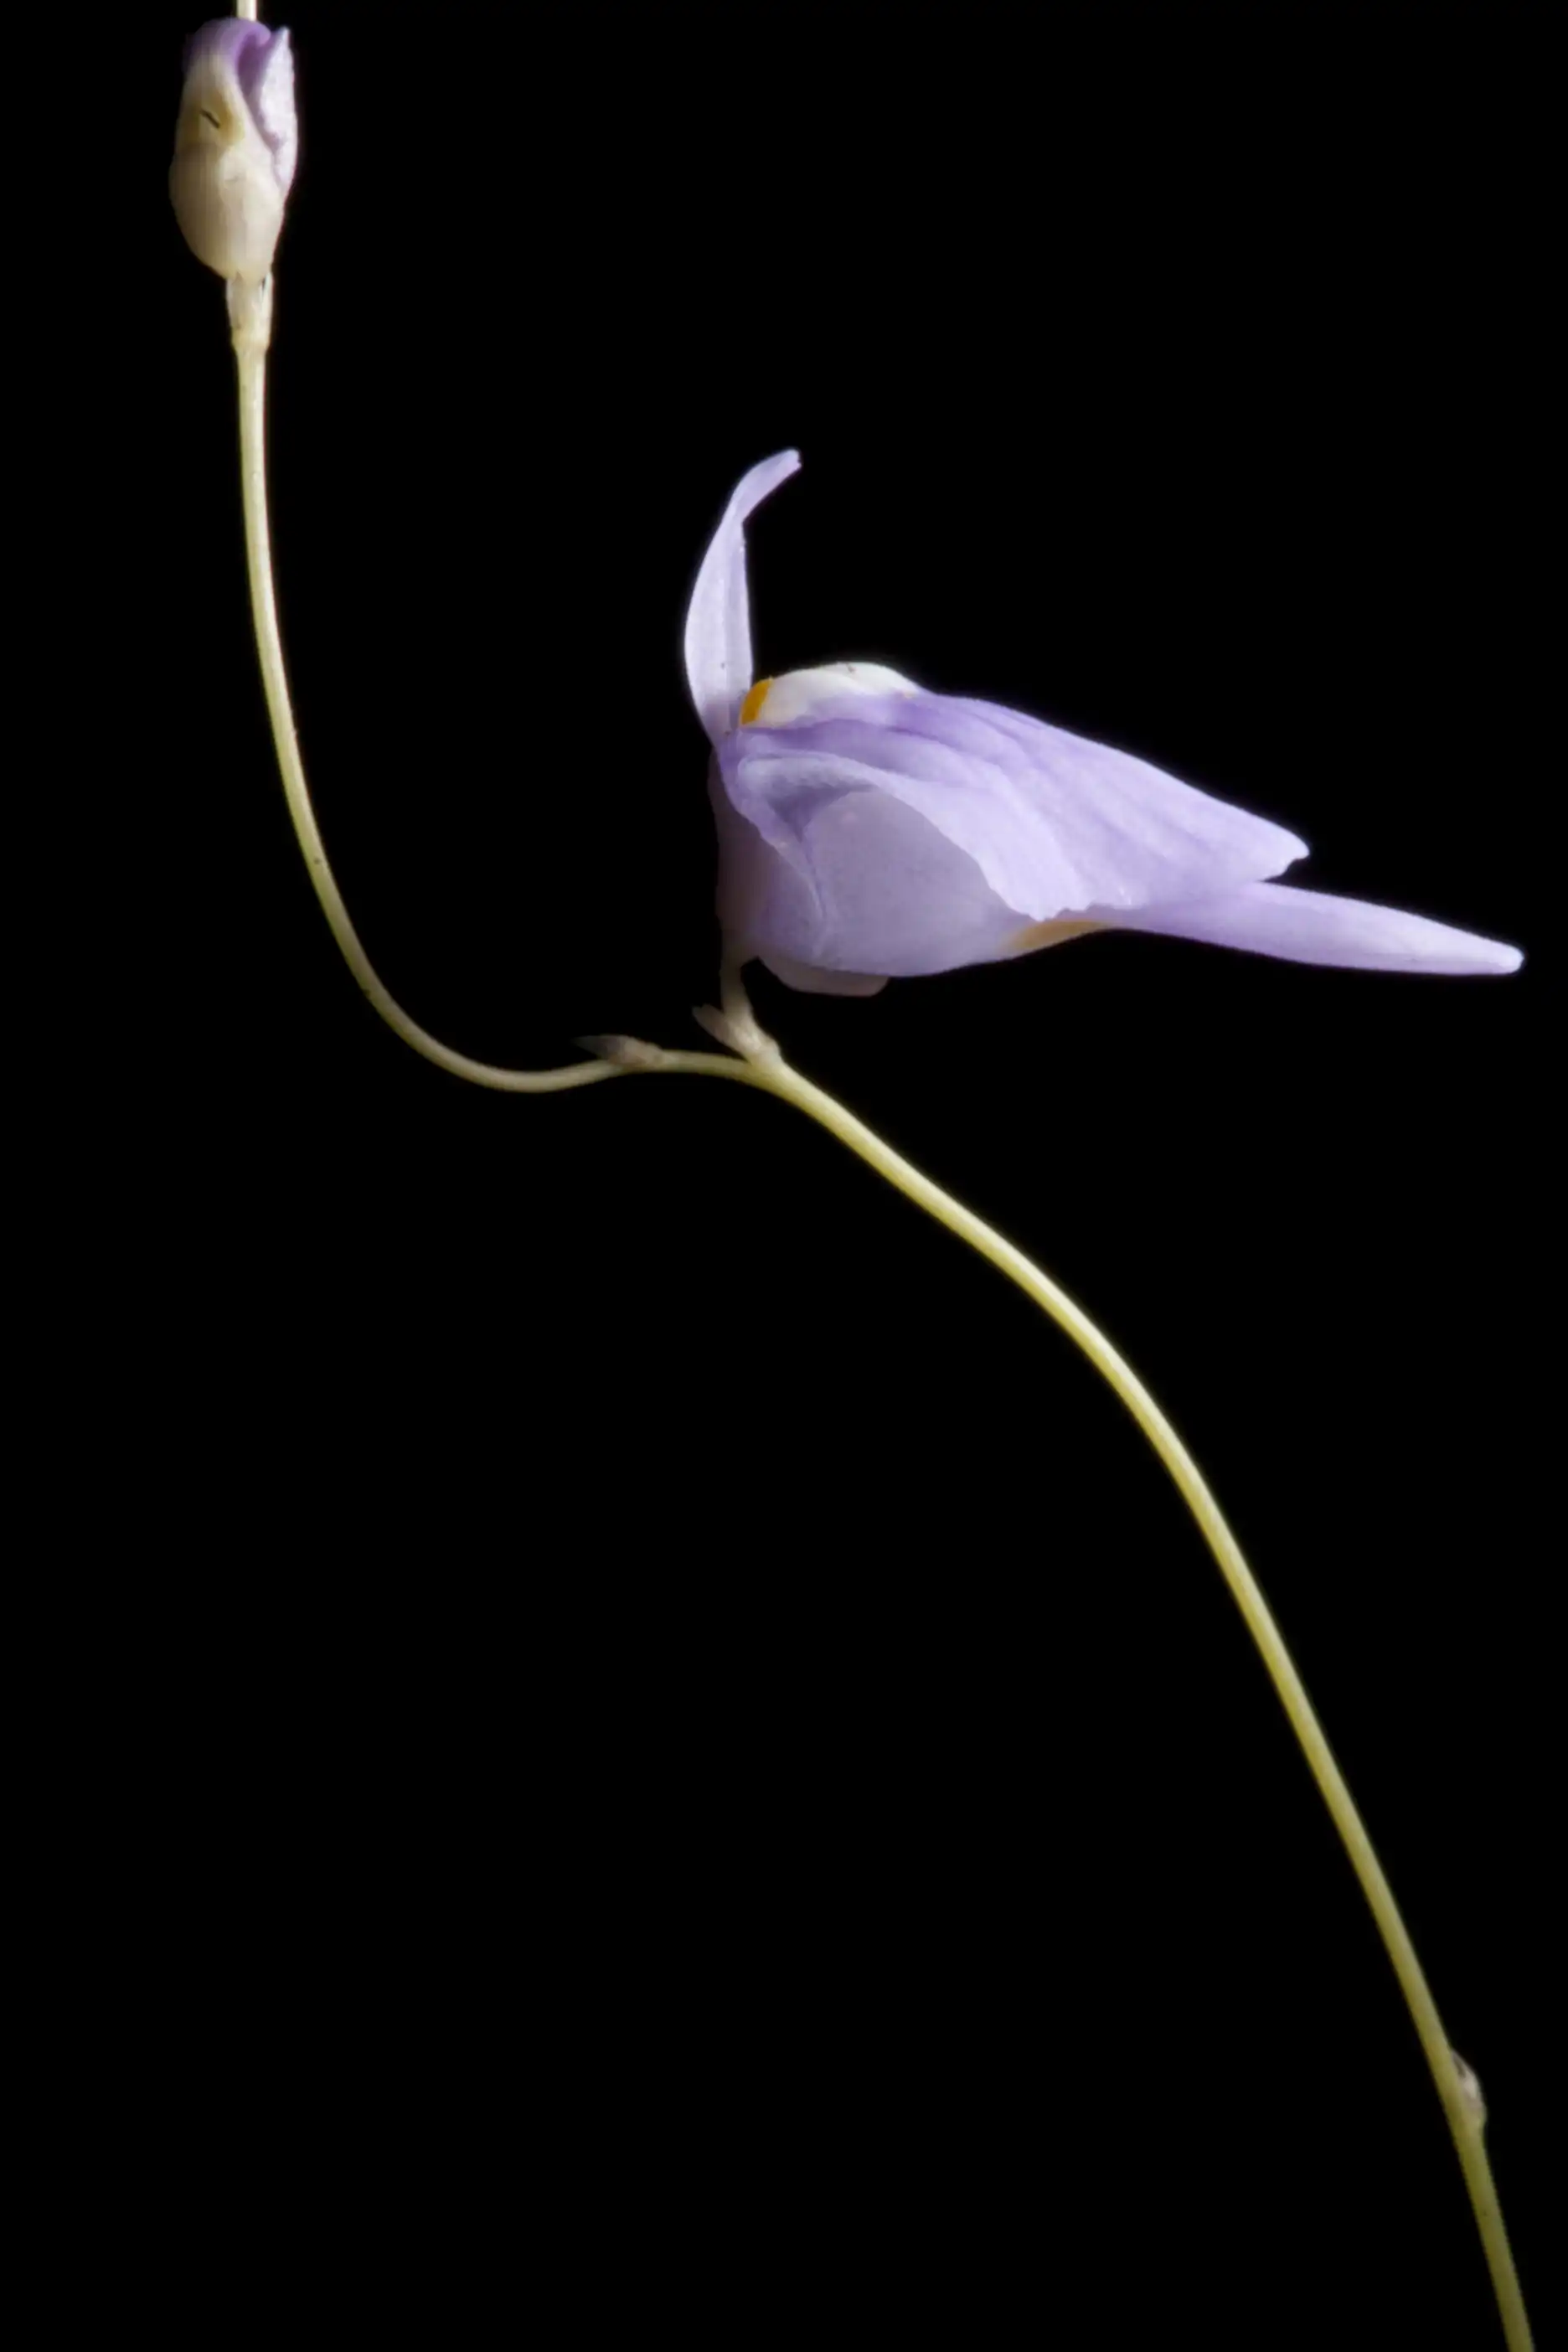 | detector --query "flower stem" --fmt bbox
[233,339,621,1096]
[228,313,1530,2351]
[611,1028,1534,2349]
